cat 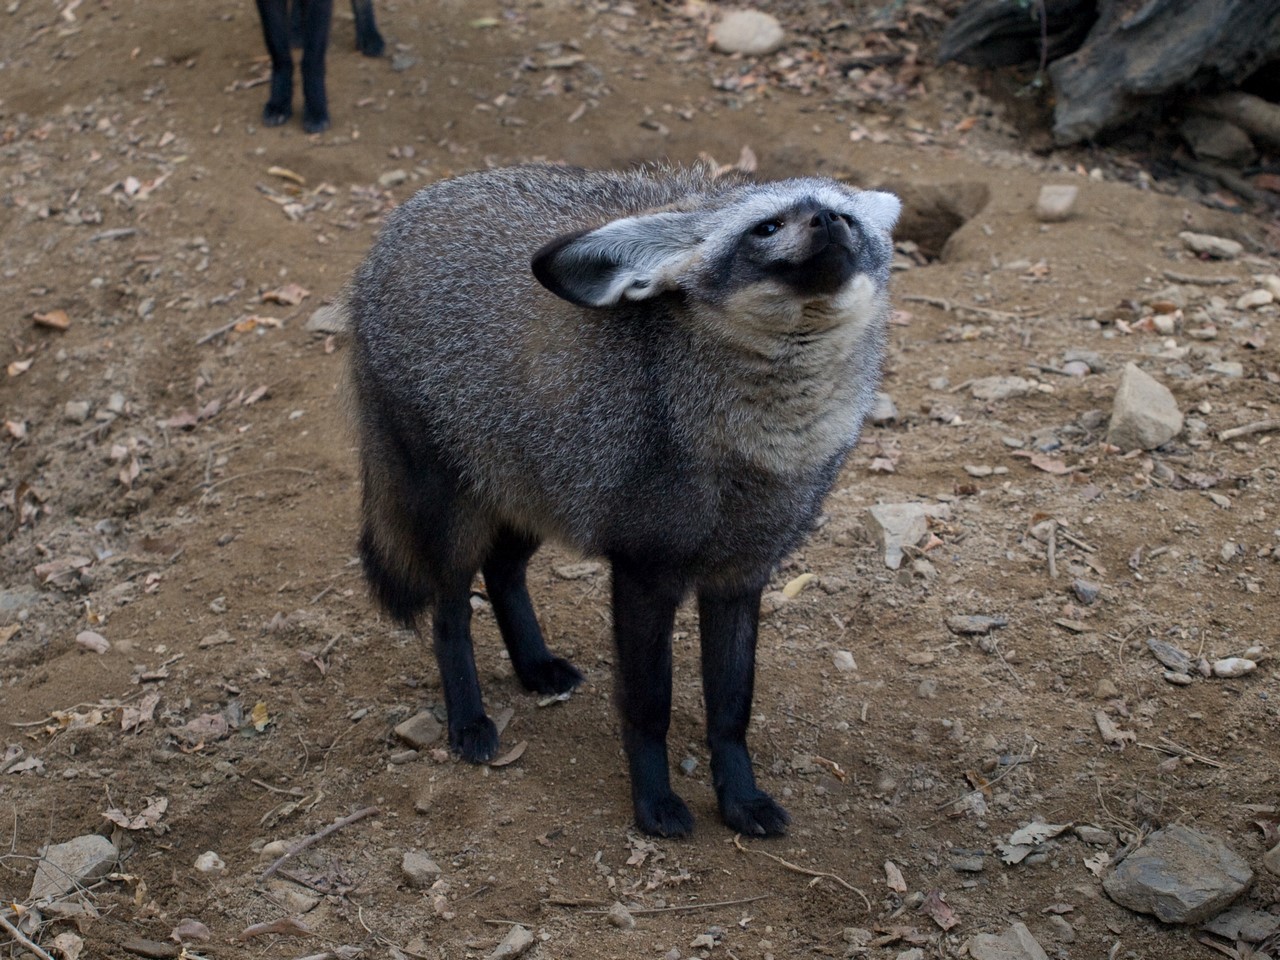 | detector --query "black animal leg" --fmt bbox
[482,529,583,696]
[699,586,788,836]
[255,0,295,126]
[611,559,691,838]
